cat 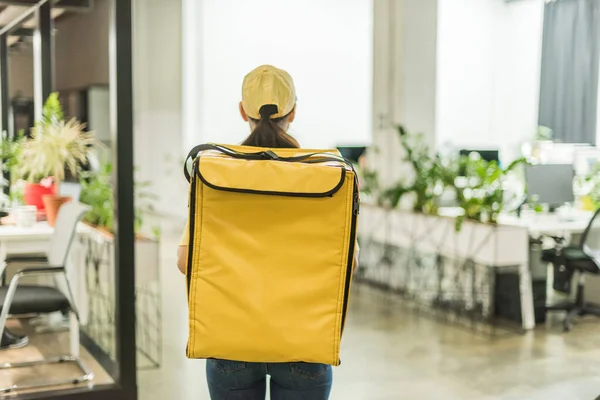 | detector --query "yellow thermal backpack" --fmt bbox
[183,144,360,366]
